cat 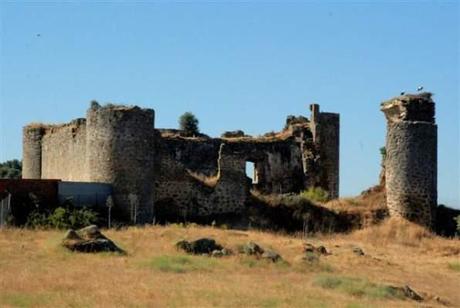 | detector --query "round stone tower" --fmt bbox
[381,93,437,227]
[22,126,45,179]
[85,103,156,223]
